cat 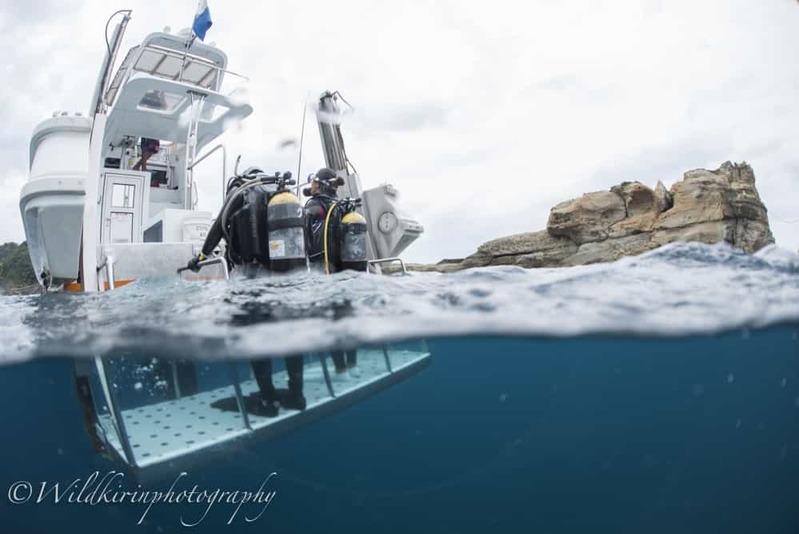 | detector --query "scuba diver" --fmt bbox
[187,167,307,274]
[303,168,369,374]
[186,166,308,416]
